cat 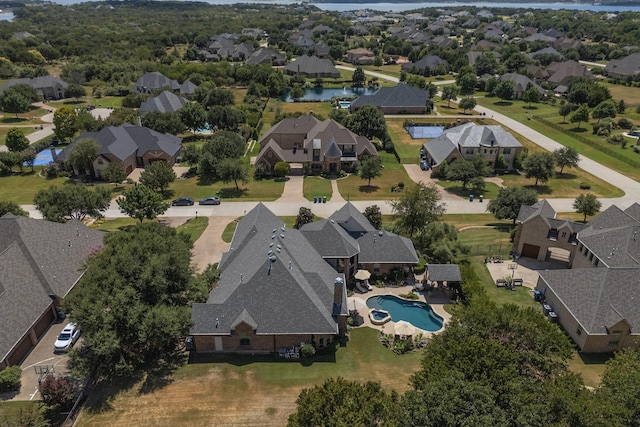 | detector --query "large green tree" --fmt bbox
[65,83,86,101]
[522,152,556,186]
[573,193,601,222]
[458,96,476,114]
[487,187,538,224]
[34,184,111,222]
[445,160,478,189]
[179,101,207,136]
[390,182,446,238]
[68,138,100,176]
[139,161,176,193]
[117,184,169,222]
[346,104,387,141]
[294,206,314,229]
[559,103,573,123]
[0,200,28,217]
[522,86,540,108]
[53,106,79,142]
[591,99,617,123]
[358,156,383,189]
[0,85,34,118]
[570,104,590,130]
[65,222,207,379]
[553,146,579,174]
[494,80,514,101]
[140,111,186,136]
[363,205,382,230]
[441,85,458,108]
[5,128,29,152]
[199,131,245,178]
[102,162,127,188]
[208,105,246,132]
[217,158,248,190]
[352,67,366,87]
